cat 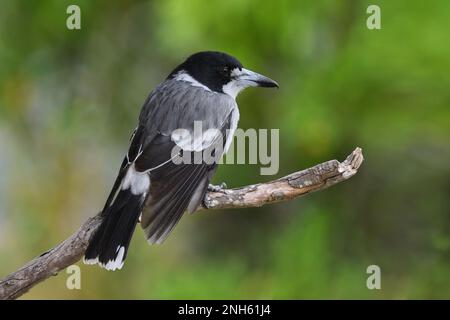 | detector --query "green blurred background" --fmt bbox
[0,0,449,299]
